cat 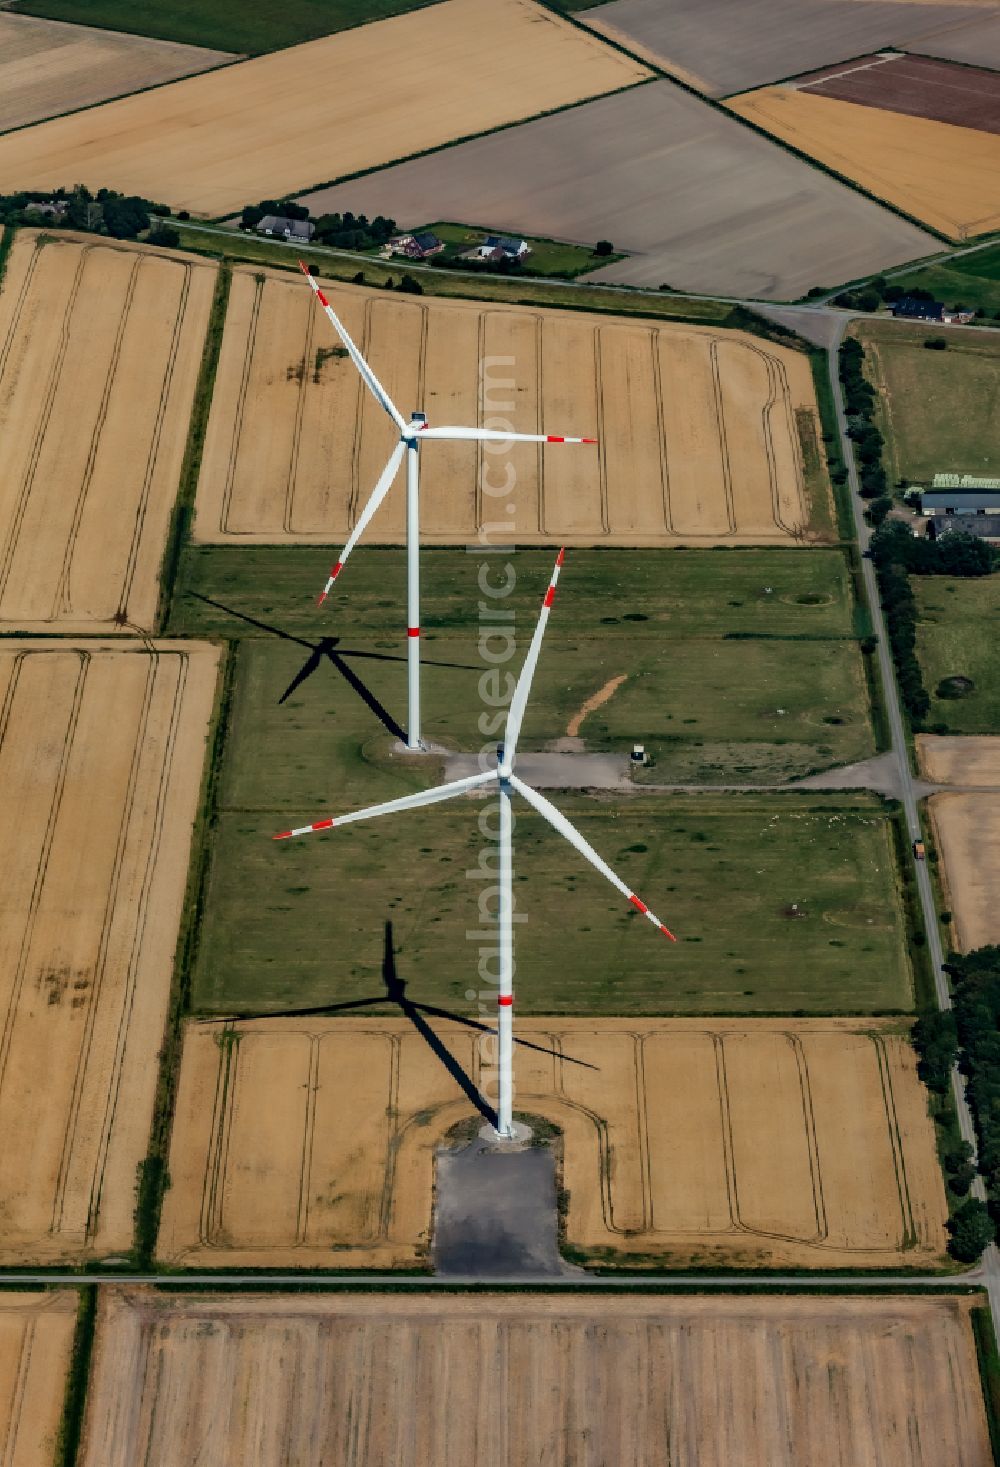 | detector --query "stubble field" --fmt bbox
[0,14,235,134]
[0,1291,77,1467]
[159,1017,946,1269]
[299,81,936,299]
[727,86,1000,238]
[0,230,216,632]
[0,0,649,215]
[79,1290,992,1467]
[0,640,218,1262]
[195,266,826,546]
[574,0,995,96]
[918,735,1000,951]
